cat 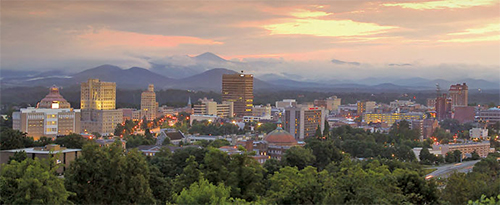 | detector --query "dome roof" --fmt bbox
[264,126,297,146]
[37,86,71,109]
